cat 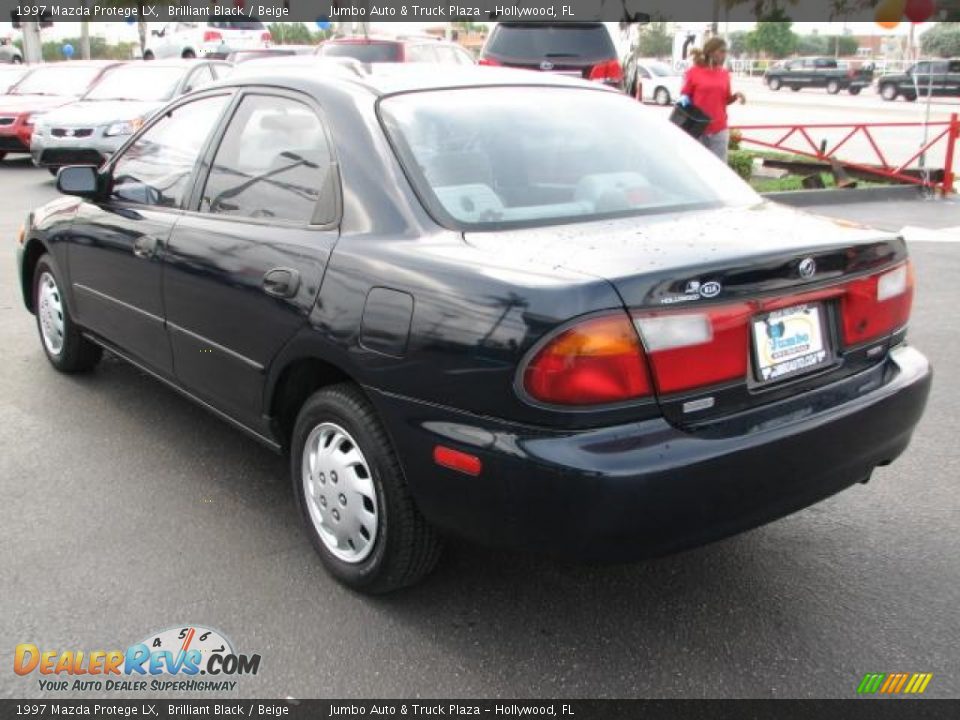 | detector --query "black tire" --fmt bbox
[654,87,670,106]
[768,77,782,91]
[849,86,862,96]
[905,93,918,102]
[181,49,196,59]
[142,50,154,61]
[880,83,898,101]
[0,151,6,162]
[790,85,801,92]
[291,383,443,594]
[12,55,22,64]
[32,253,102,373]
[827,80,840,95]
